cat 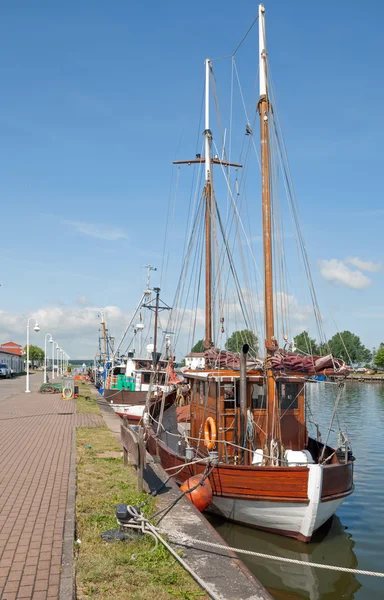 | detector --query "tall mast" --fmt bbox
[204,58,213,349]
[152,287,160,369]
[258,4,277,445]
[100,310,107,359]
[172,61,242,349]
